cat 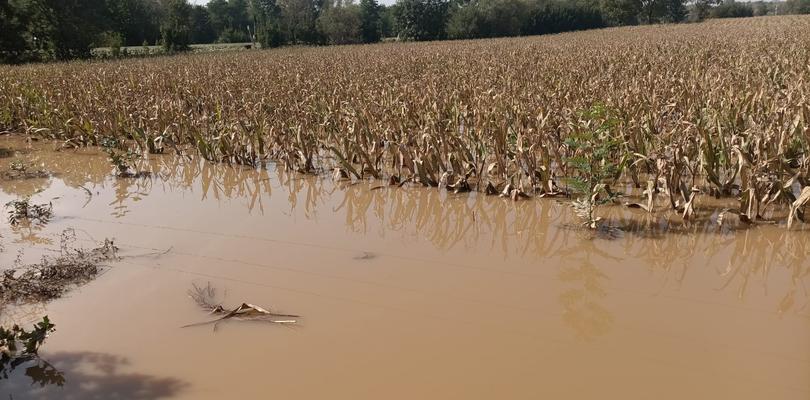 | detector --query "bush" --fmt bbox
[99,32,125,57]
[786,0,810,14]
[447,0,525,39]
[394,0,450,41]
[318,3,363,44]
[524,0,605,36]
[711,0,754,18]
